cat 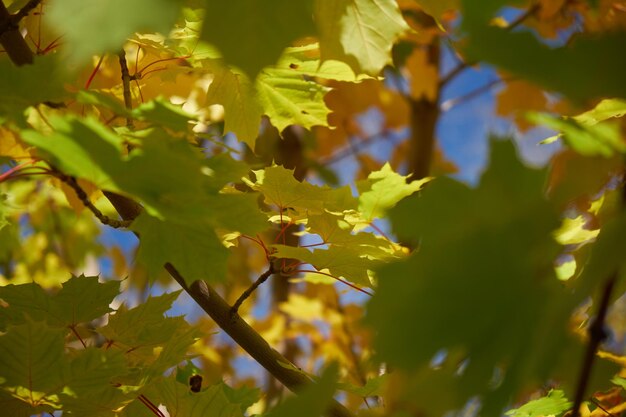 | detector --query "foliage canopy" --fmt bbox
[1,0,626,417]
